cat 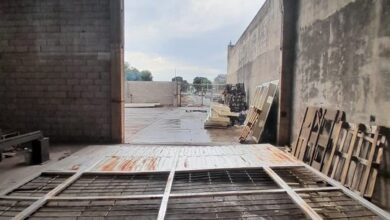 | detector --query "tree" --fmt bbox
[140,70,153,81]
[172,76,189,92]
[193,76,212,93]
[124,62,153,81]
